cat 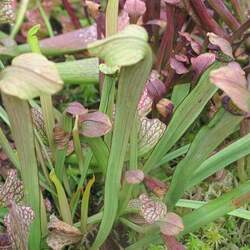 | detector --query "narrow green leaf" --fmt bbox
[2,94,41,250]
[153,144,190,170]
[171,83,190,108]
[190,132,250,188]
[73,116,84,173]
[36,0,54,37]
[0,105,10,126]
[83,137,109,174]
[176,199,250,220]
[40,193,48,237]
[10,0,29,38]
[0,126,20,169]
[99,75,116,146]
[118,120,139,214]
[49,169,73,225]
[143,62,221,173]
[40,95,56,156]
[70,147,92,217]
[181,181,250,236]
[166,109,243,209]
[80,176,95,233]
